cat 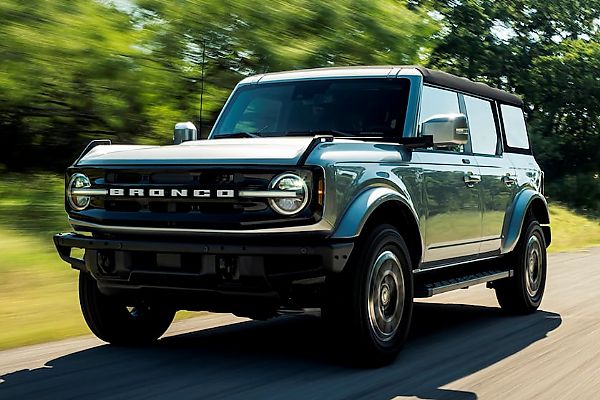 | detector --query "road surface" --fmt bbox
[1,248,599,399]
